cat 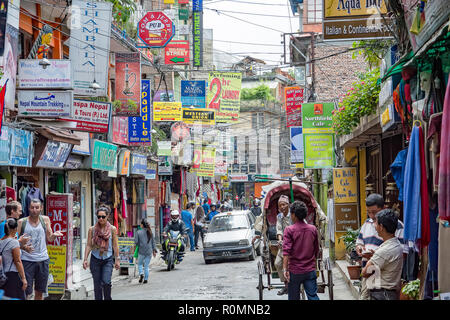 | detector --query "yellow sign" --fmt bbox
[153,102,182,122]
[333,167,358,203]
[47,245,67,295]
[207,72,242,123]
[182,108,215,125]
[195,146,216,177]
[324,0,388,18]
[381,107,391,126]
[164,0,175,3]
